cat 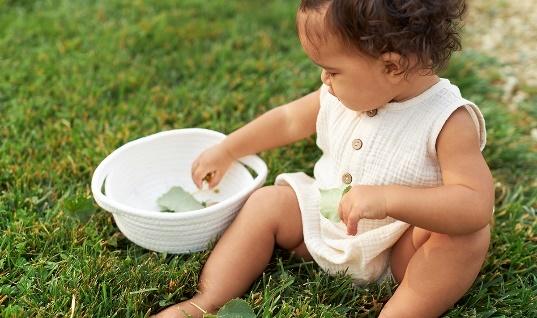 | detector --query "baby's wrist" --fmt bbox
[219,141,238,161]
[383,185,399,218]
